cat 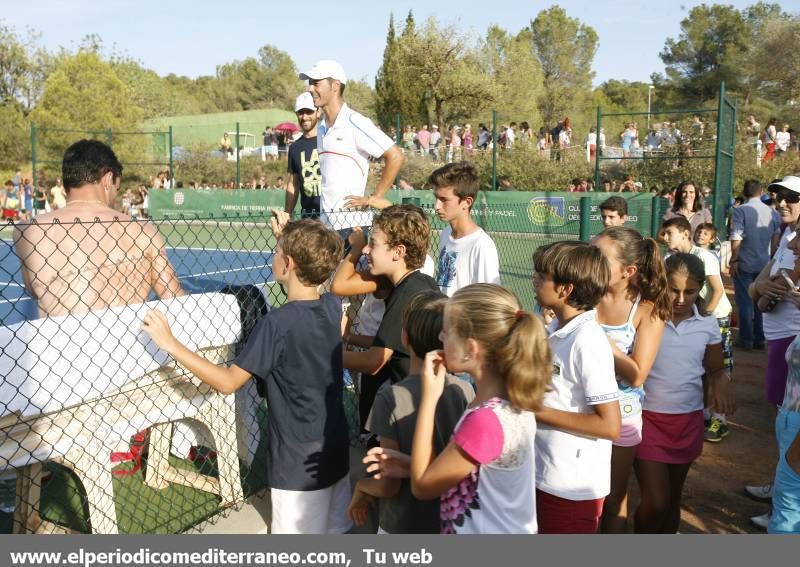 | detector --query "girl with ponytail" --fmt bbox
[593,226,671,533]
[410,284,551,533]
